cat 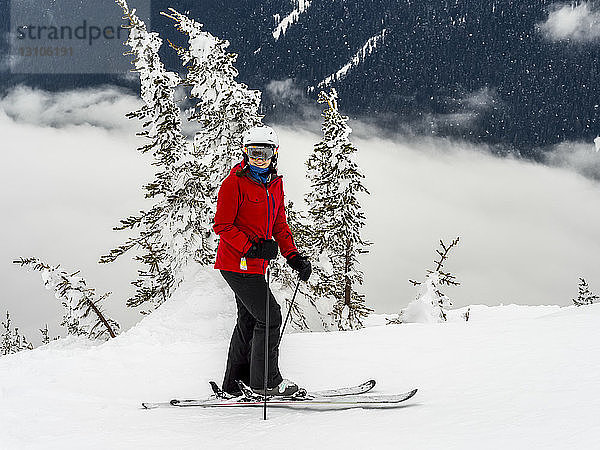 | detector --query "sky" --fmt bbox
[1,85,600,344]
